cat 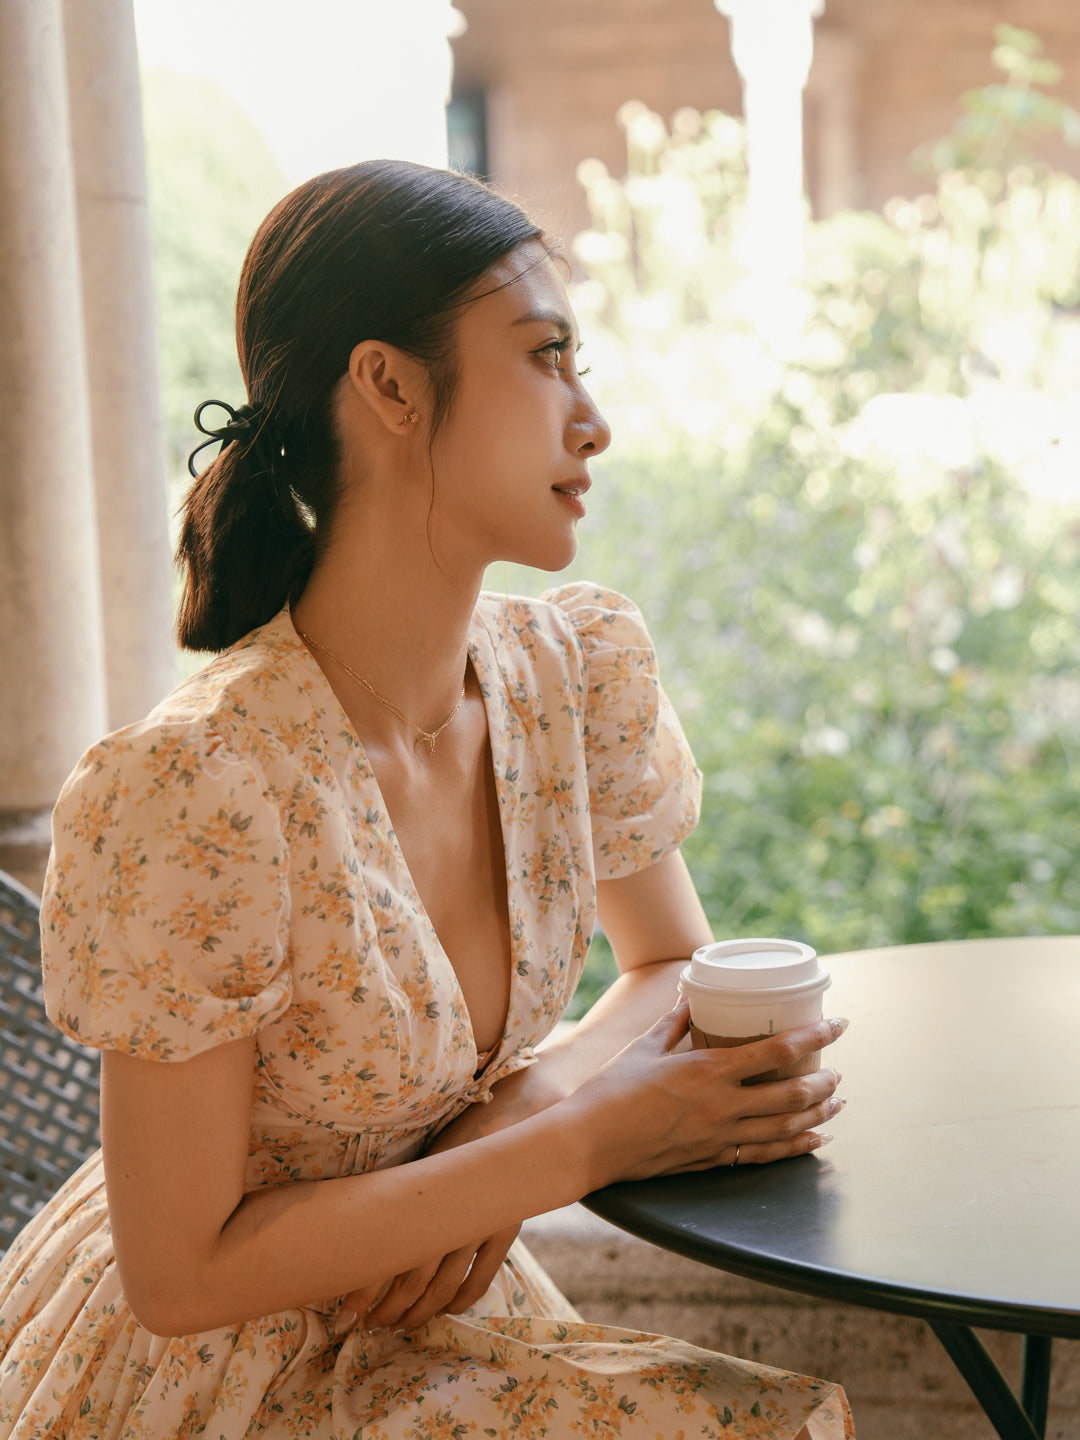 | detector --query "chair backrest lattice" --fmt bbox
[0,869,101,1253]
